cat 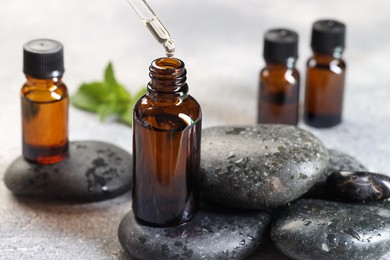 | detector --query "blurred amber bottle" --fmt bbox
[304,20,346,127]
[132,57,202,227]
[257,29,300,125]
[21,39,69,164]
